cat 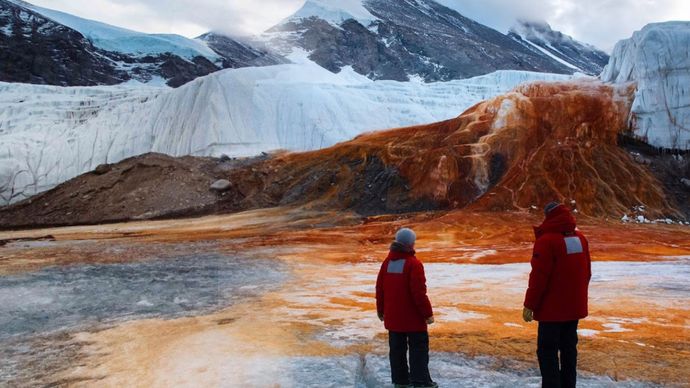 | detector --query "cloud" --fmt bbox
[27,0,690,50]
[28,0,304,37]
[437,0,690,51]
